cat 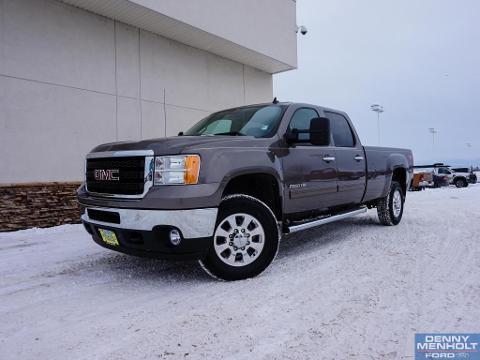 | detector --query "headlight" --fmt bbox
[154,155,200,185]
